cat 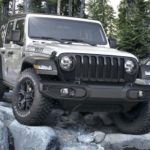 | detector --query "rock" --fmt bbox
[62,143,98,150]
[102,133,150,150]
[0,121,9,150]
[2,99,150,150]
[0,112,5,121]
[77,133,94,144]
[97,112,113,126]
[84,114,102,127]
[97,144,105,150]
[3,92,13,103]
[0,105,14,122]
[0,102,11,108]
[8,120,58,150]
[55,128,78,146]
[58,112,82,129]
[51,109,65,117]
[69,112,81,123]
[94,131,105,143]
